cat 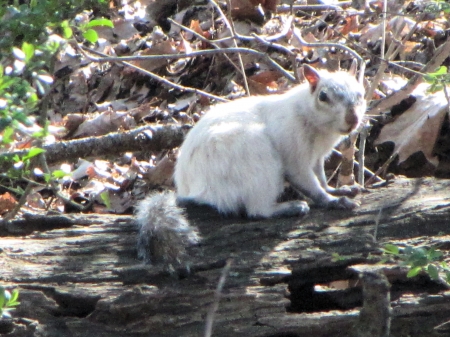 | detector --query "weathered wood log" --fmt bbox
[0,124,186,168]
[1,177,450,336]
